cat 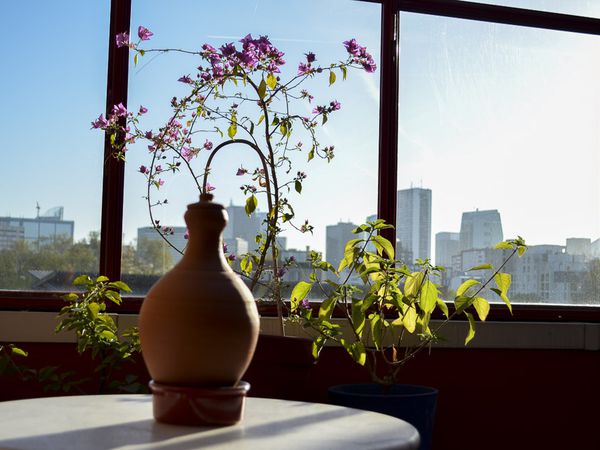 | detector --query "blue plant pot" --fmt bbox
[328,384,438,450]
